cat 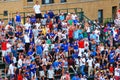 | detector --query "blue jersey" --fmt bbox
[16,15,21,22]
